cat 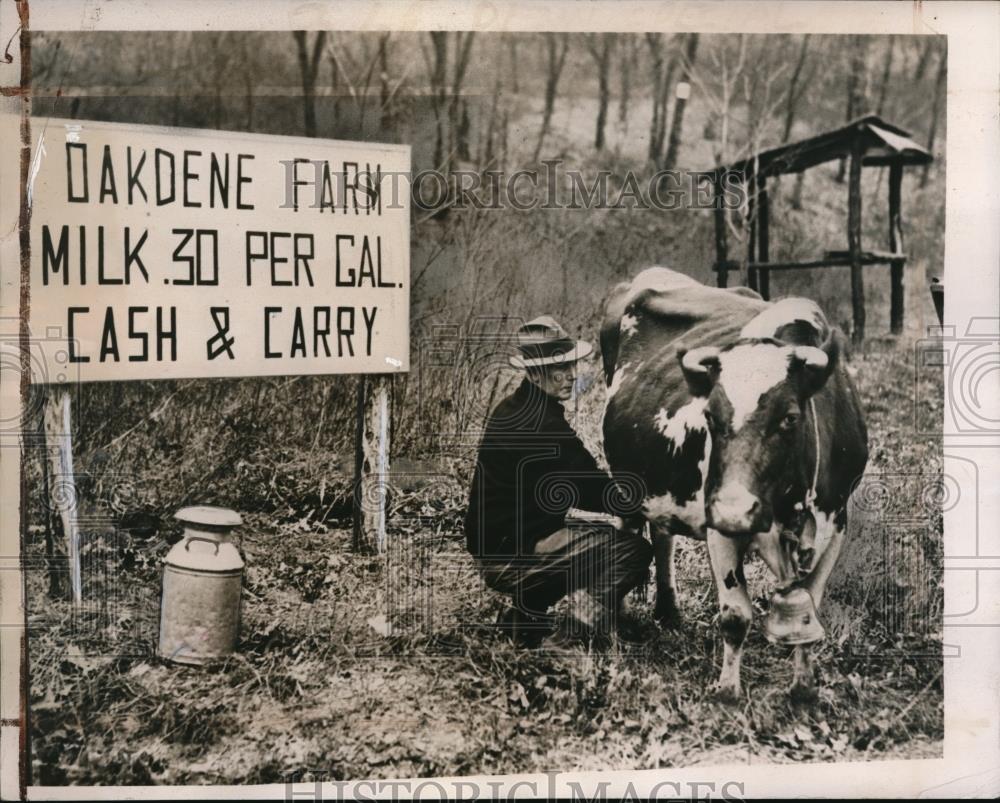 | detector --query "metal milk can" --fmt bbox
[158,505,244,665]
